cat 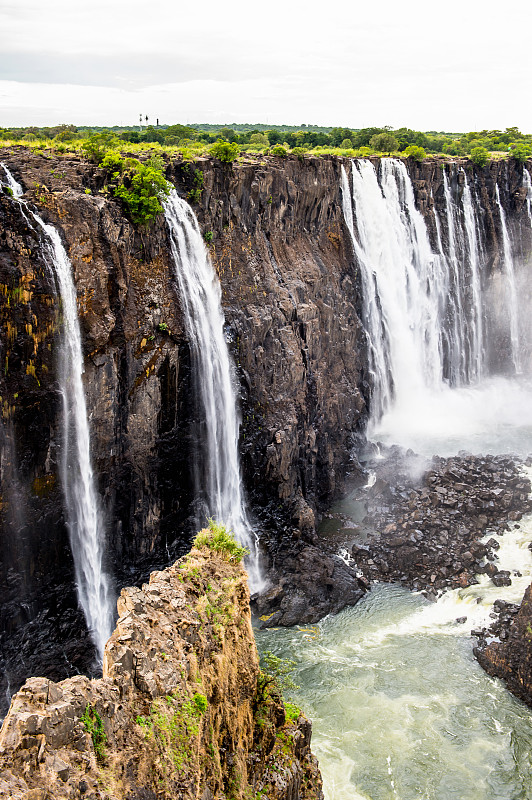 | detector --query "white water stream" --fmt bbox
[164,190,262,589]
[1,165,114,660]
